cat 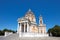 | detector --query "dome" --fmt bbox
[25,9,36,22]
